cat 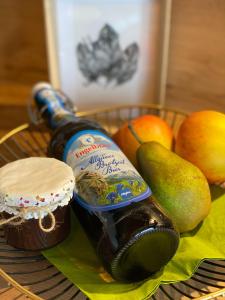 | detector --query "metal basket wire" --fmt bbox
[0,104,225,300]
